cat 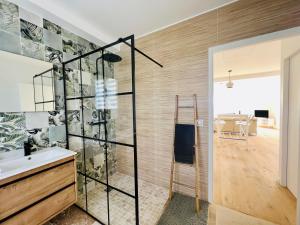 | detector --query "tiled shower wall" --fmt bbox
[0,111,66,153]
[0,0,116,177]
[0,0,101,109]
